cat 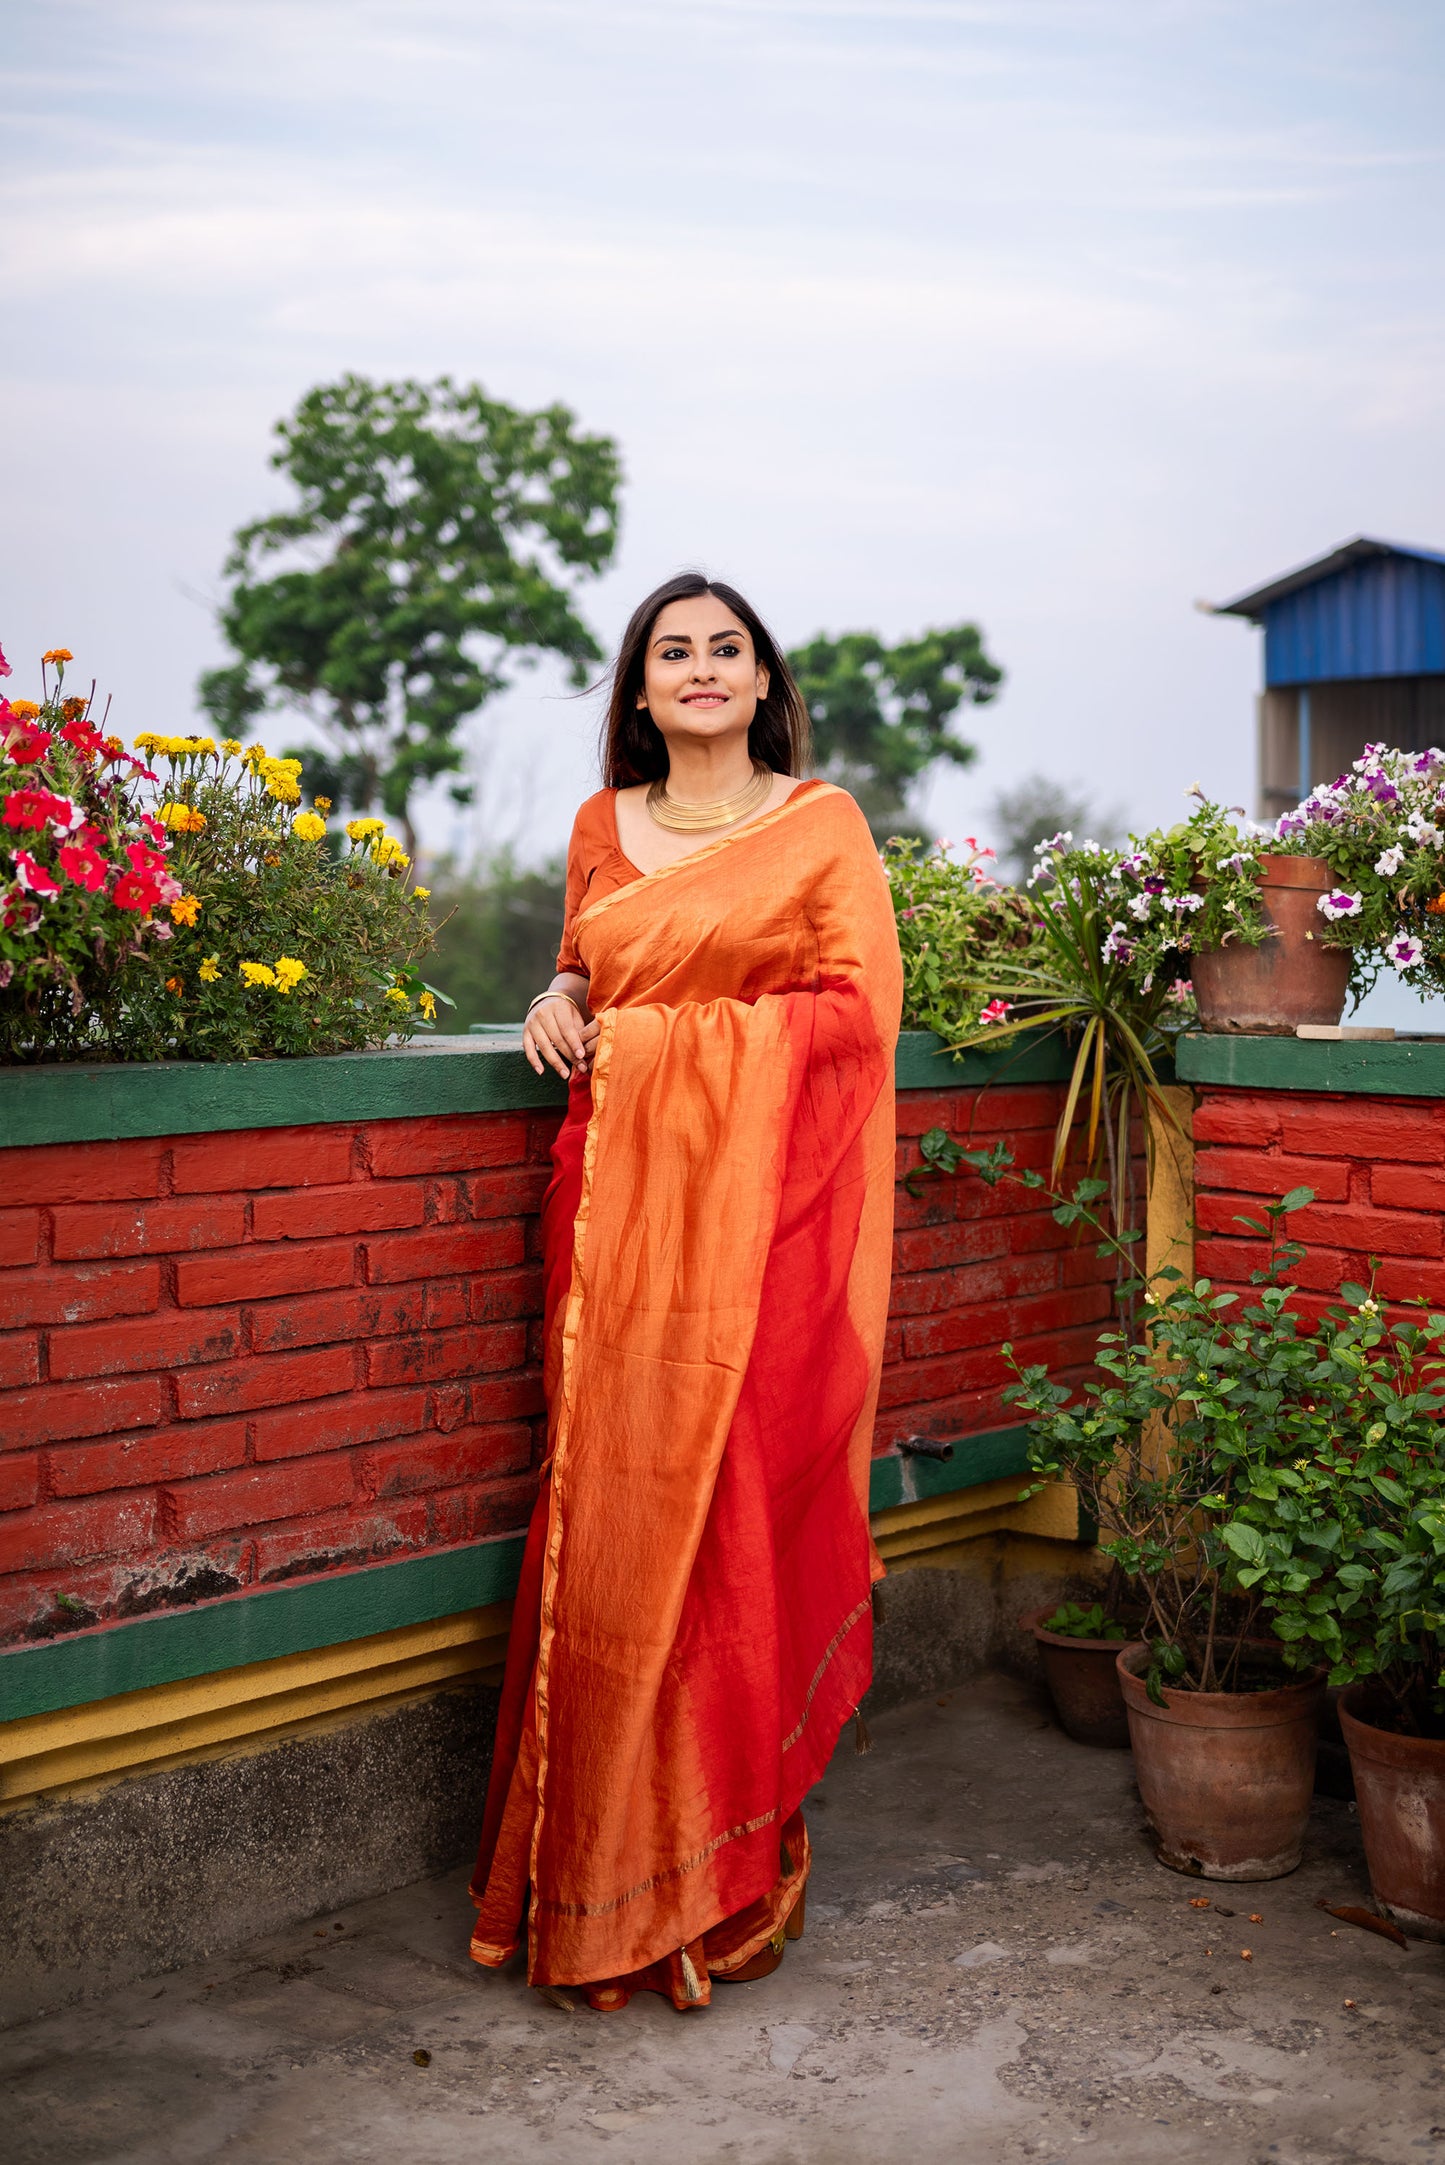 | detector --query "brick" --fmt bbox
[462,1166,553,1220]
[0,1210,40,1269]
[0,1491,159,1575]
[428,1471,539,1545]
[1374,1258,1445,1306]
[366,1322,527,1389]
[1291,1201,1441,1260]
[893,1090,956,1137]
[252,1181,425,1243]
[174,1345,356,1419]
[0,1335,40,1390]
[175,1242,355,1308]
[363,1222,526,1285]
[1191,1094,1281,1148]
[0,1261,162,1329]
[251,1386,429,1463]
[471,1267,546,1323]
[1372,1164,1445,1214]
[48,1306,241,1382]
[170,1125,354,1194]
[892,1221,1010,1274]
[1275,1098,1445,1164]
[955,1086,1063,1135]
[0,1375,165,1449]
[52,1196,246,1261]
[165,1454,357,1540]
[467,1371,545,1423]
[0,1138,164,1206]
[1194,1147,1351,1204]
[425,1281,469,1328]
[366,1113,530,1178]
[527,1112,566,1160]
[902,1285,1109,1360]
[0,1453,39,1513]
[251,1498,429,1581]
[359,1421,533,1499]
[50,1419,248,1497]
[887,1255,1058,1317]
[248,1286,424,1354]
